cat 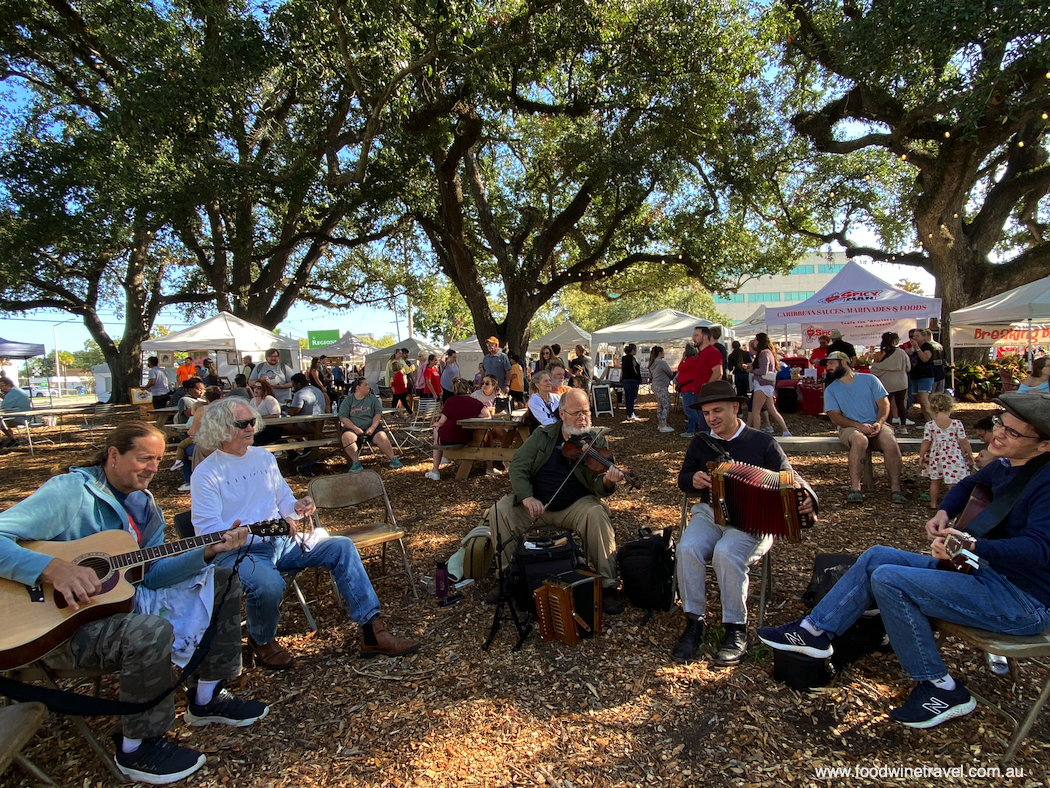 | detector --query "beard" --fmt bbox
[563,423,590,437]
[829,366,848,380]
